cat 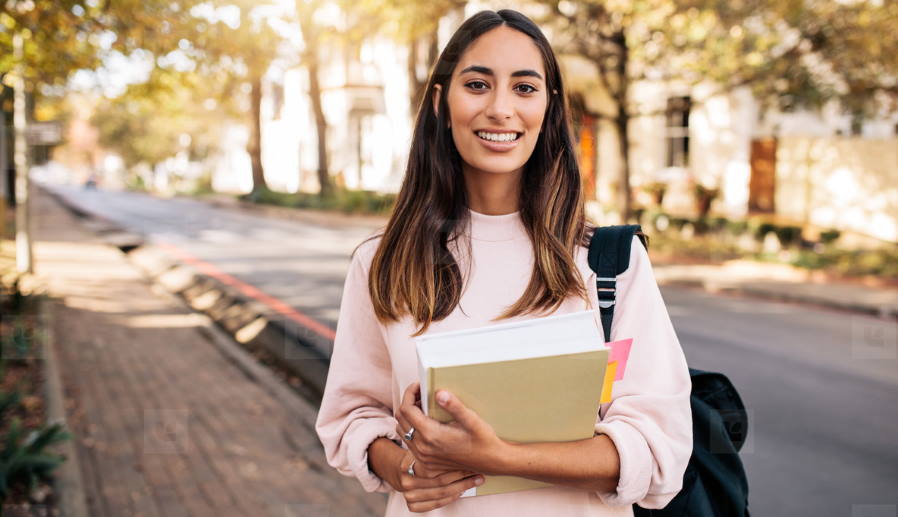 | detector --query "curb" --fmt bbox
[198,195,388,232]
[40,185,333,406]
[40,296,90,517]
[720,284,898,320]
[40,187,144,252]
[656,277,898,320]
